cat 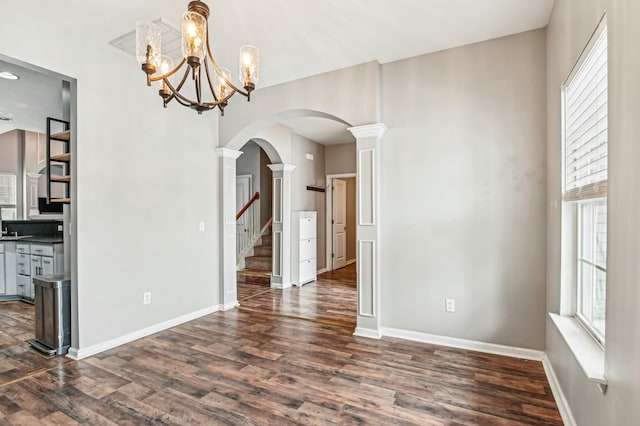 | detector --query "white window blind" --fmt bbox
[0,173,17,205]
[564,28,608,201]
